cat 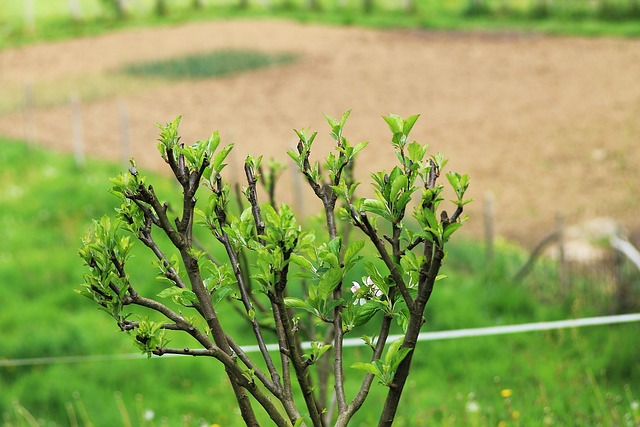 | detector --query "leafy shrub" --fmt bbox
[78,111,470,426]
